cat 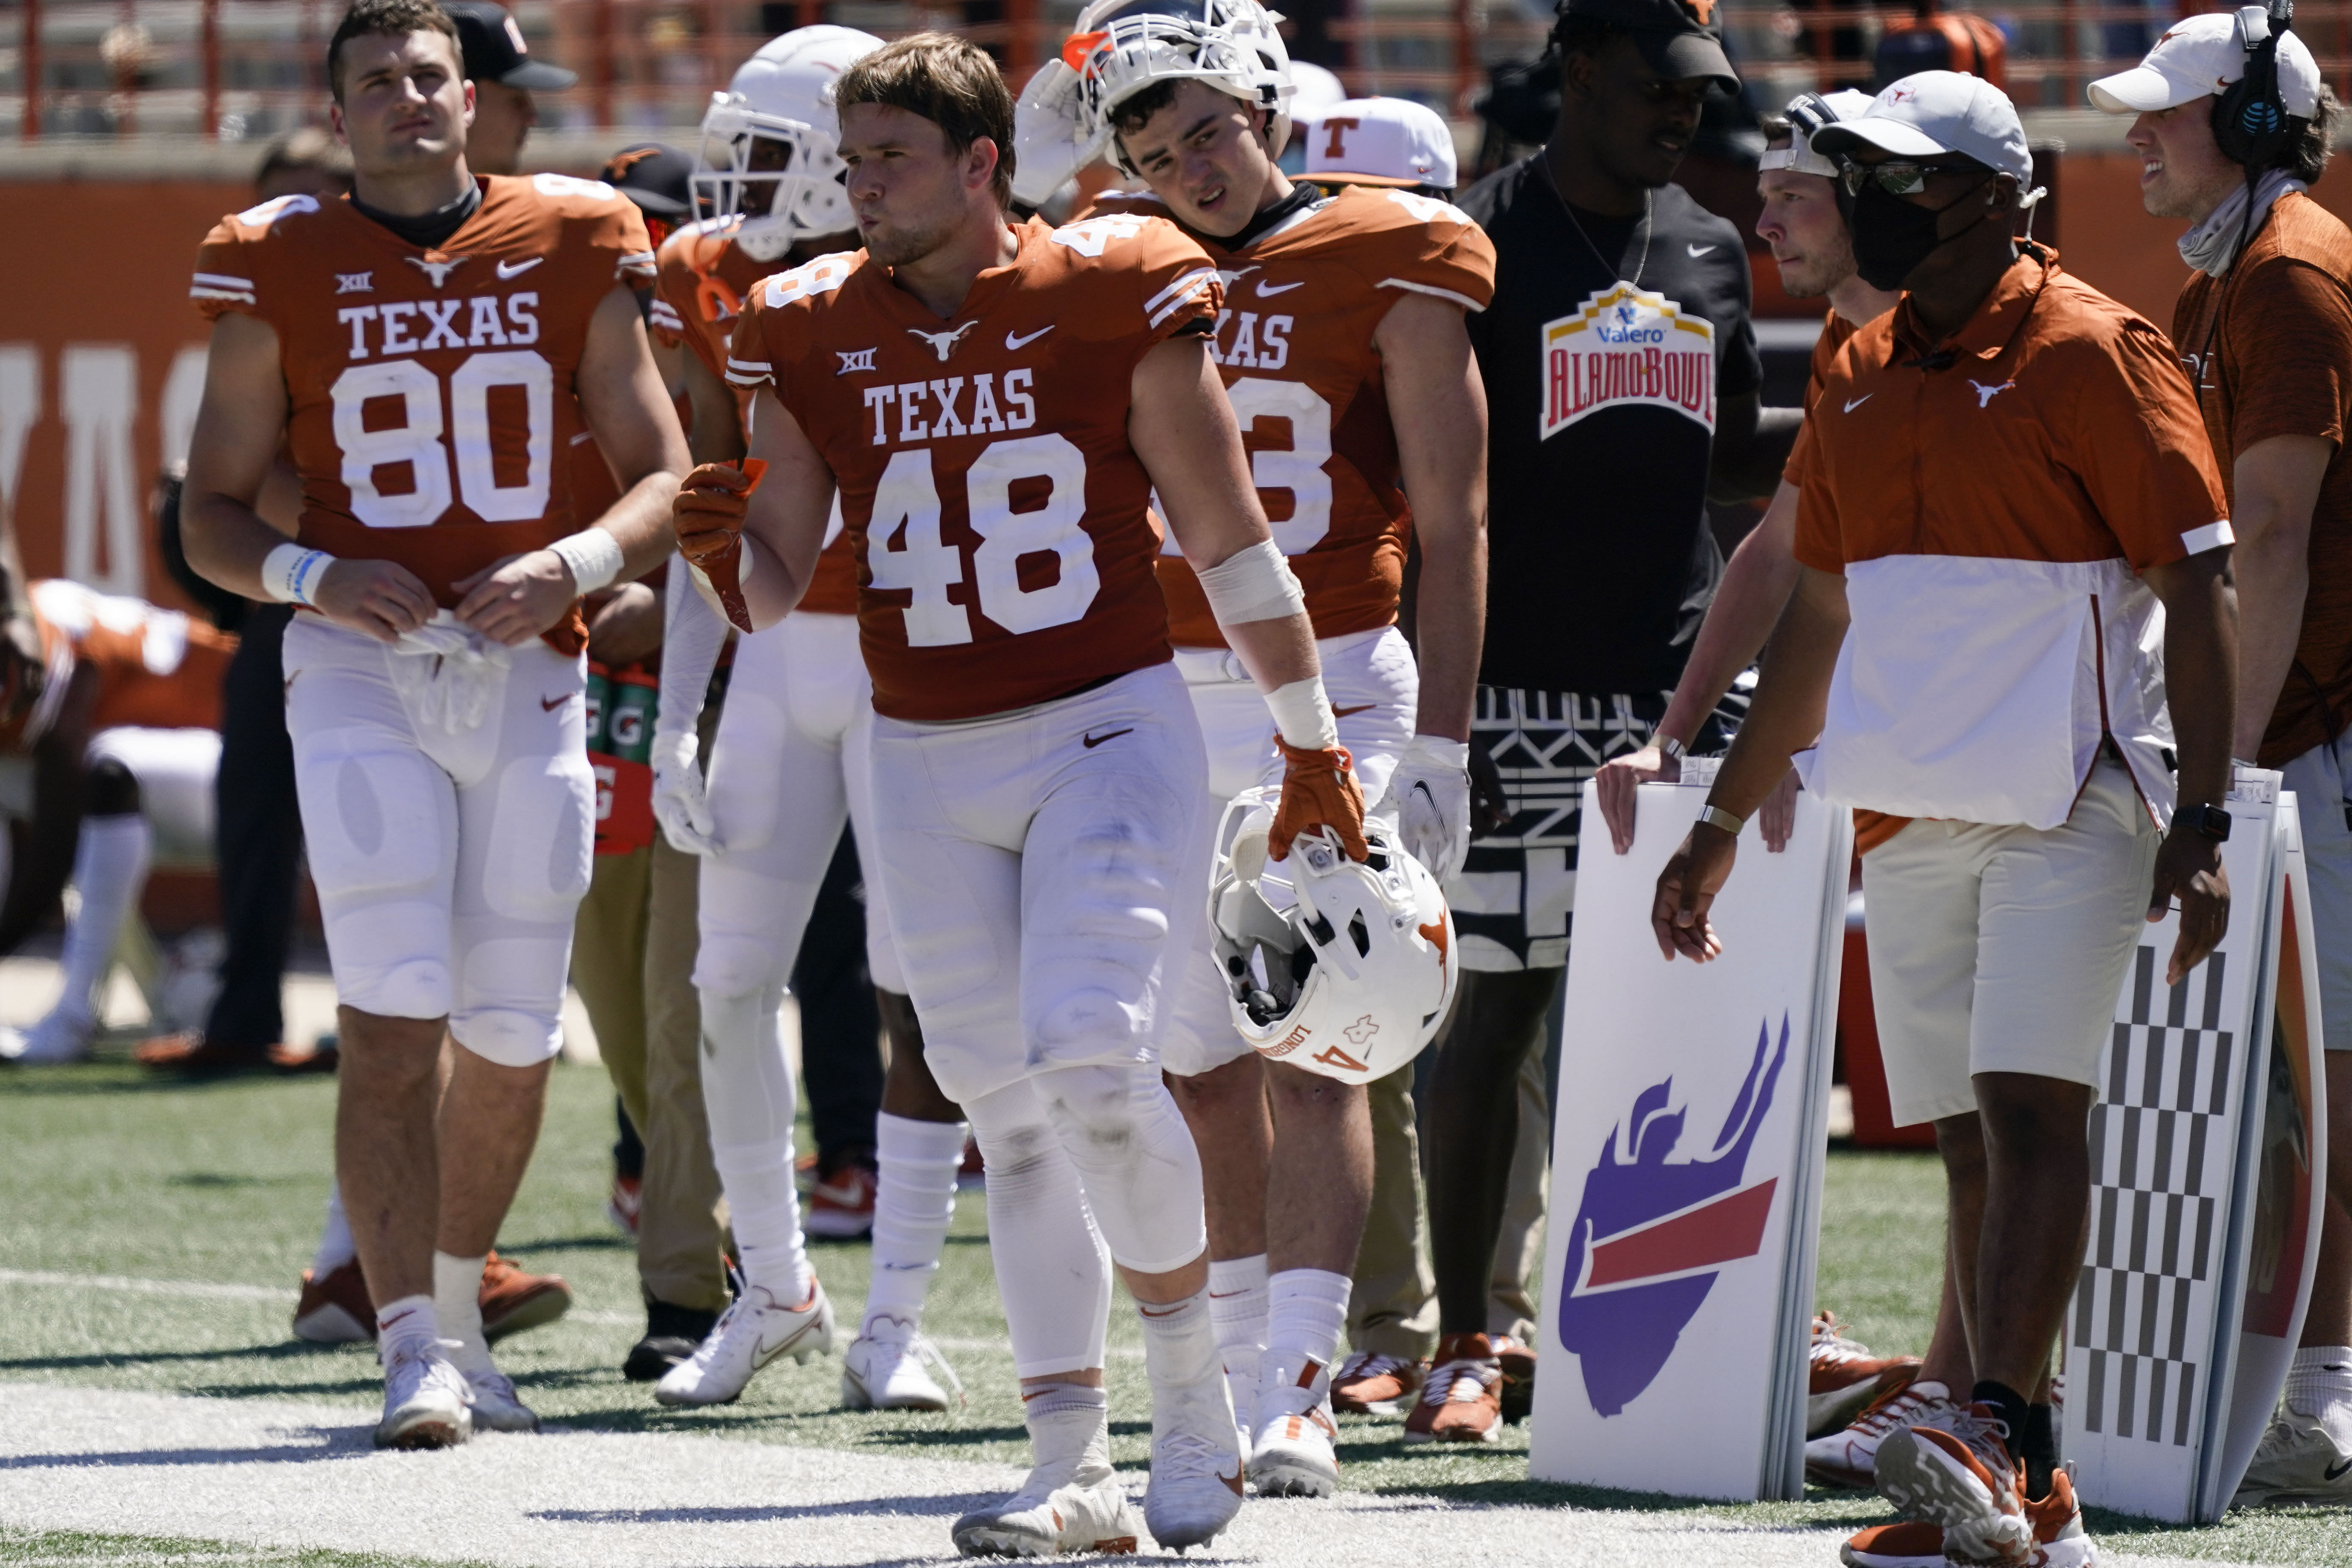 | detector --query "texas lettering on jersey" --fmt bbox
[3,579,235,752]
[191,174,655,648]
[1089,185,1497,650]
[1541,282,1717,439]
[724,213,1220,721]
